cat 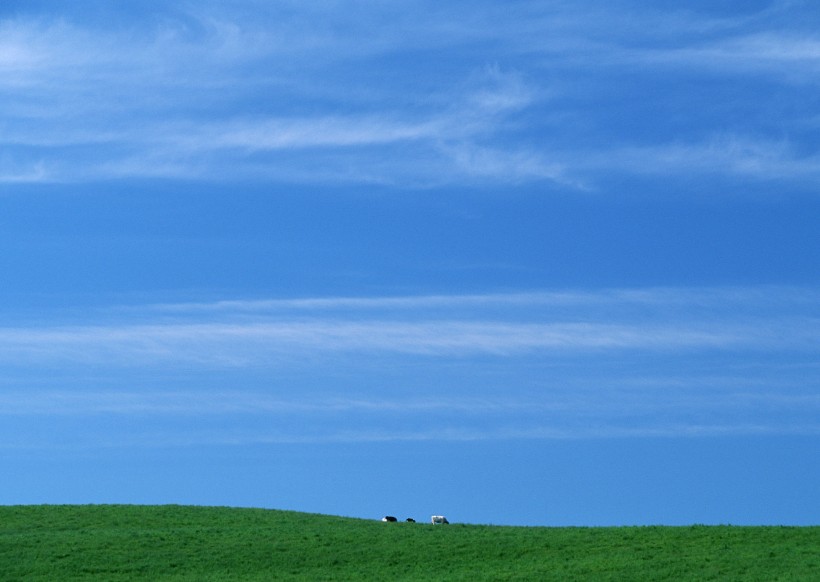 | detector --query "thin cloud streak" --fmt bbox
[583,136,820,181]
[2,286,819,366]
[3,385,816,418]
[0,392,578,417]
[140,285,820,313]
[3,422,818,452]
[639,34,820,78]
[0,319,816,367]
[144,424,820,448]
